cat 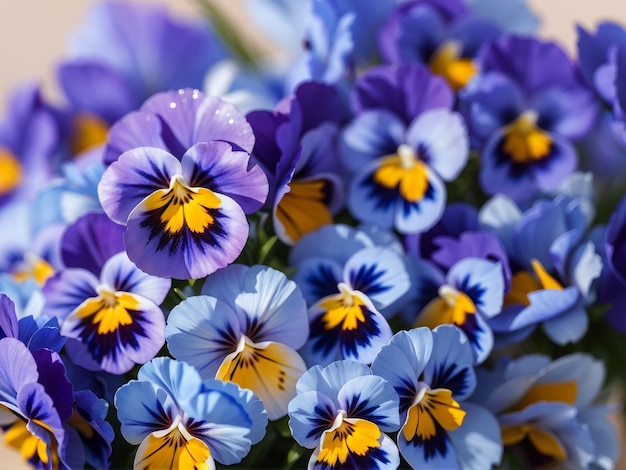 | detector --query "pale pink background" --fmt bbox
[0,0,625,468]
